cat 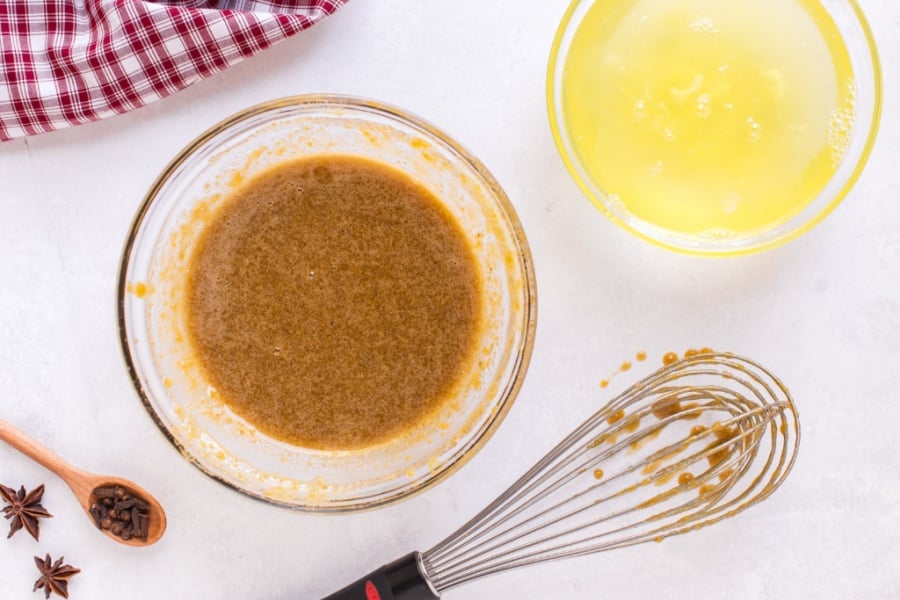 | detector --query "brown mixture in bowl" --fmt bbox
[184,155,483,451]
